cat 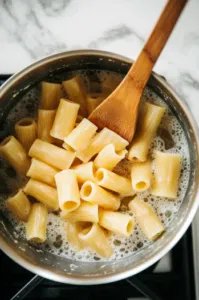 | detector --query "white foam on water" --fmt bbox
[0,70,190,262]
